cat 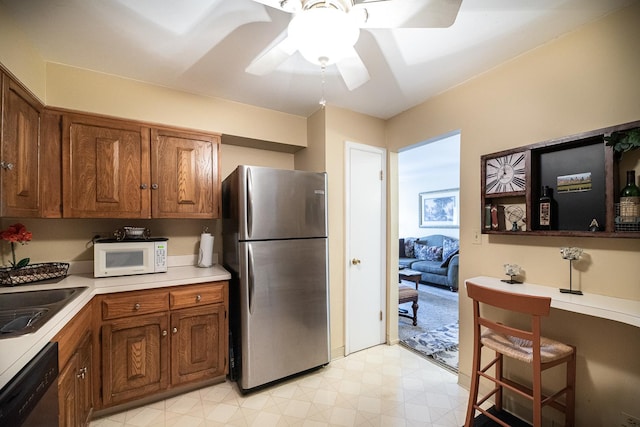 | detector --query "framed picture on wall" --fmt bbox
[419,188,459,228]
